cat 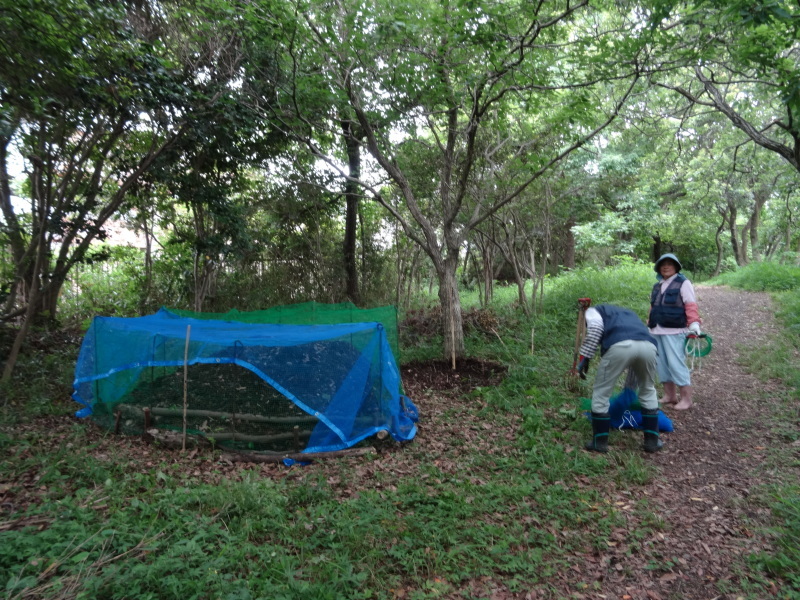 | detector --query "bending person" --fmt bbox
[577,304,662,454]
